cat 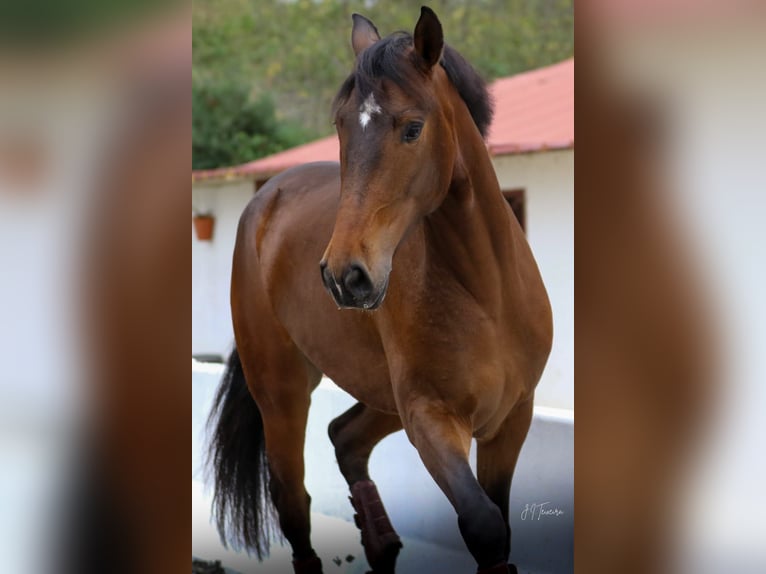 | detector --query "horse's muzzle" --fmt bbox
[319,260,388,310]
